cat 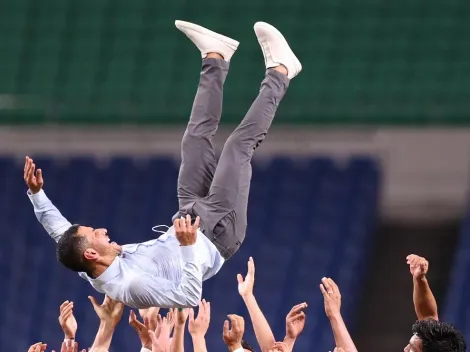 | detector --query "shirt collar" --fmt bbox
[86,254,122,286]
